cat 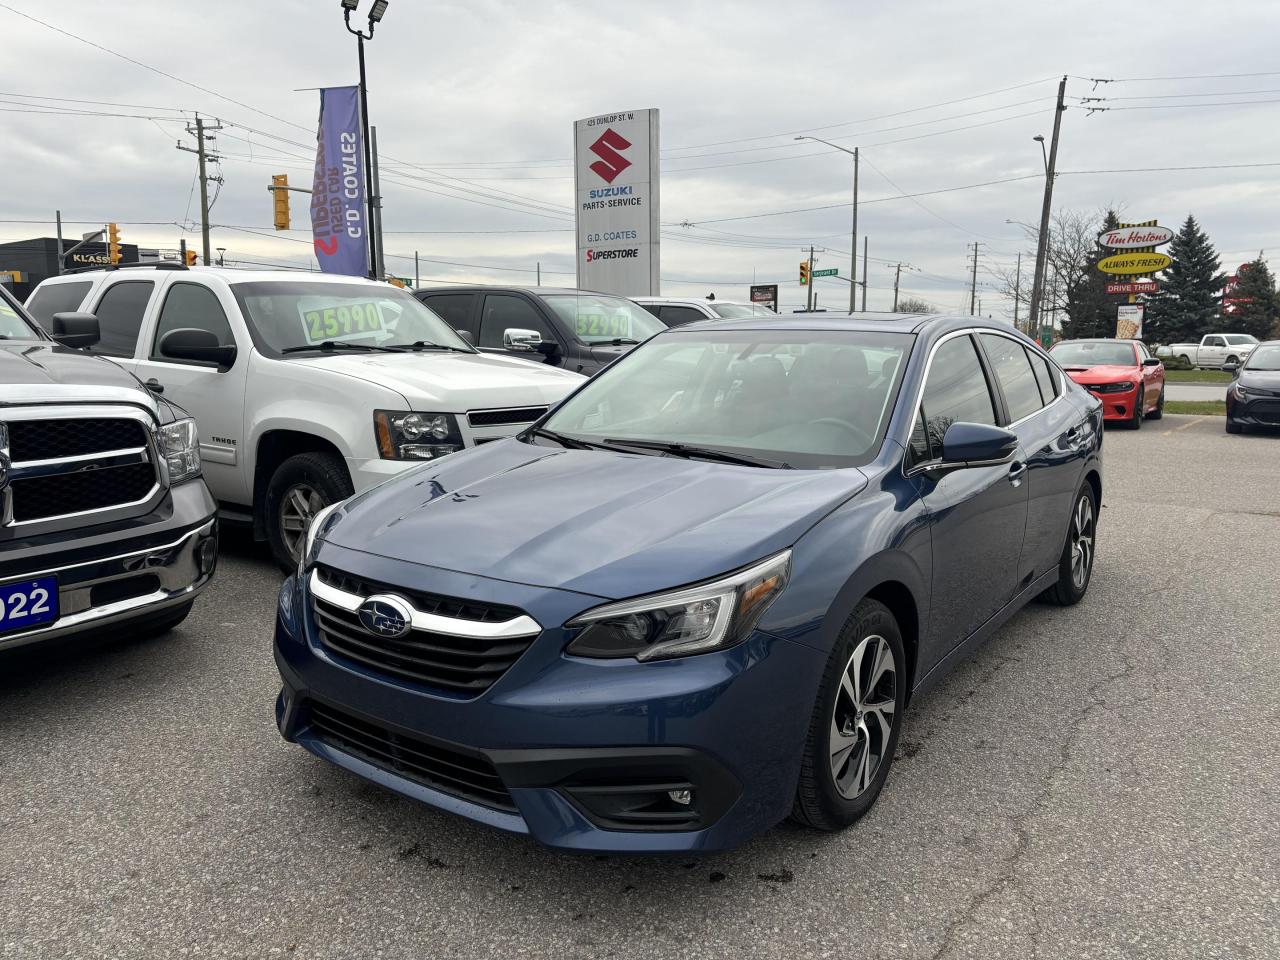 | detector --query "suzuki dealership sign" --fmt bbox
[574,109,660,296]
